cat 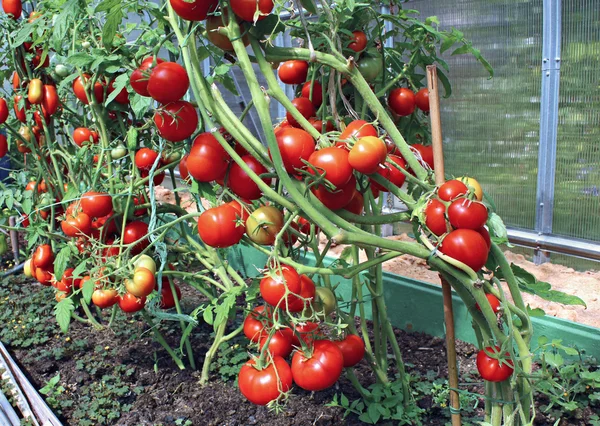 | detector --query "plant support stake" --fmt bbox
[427,64,461,426]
